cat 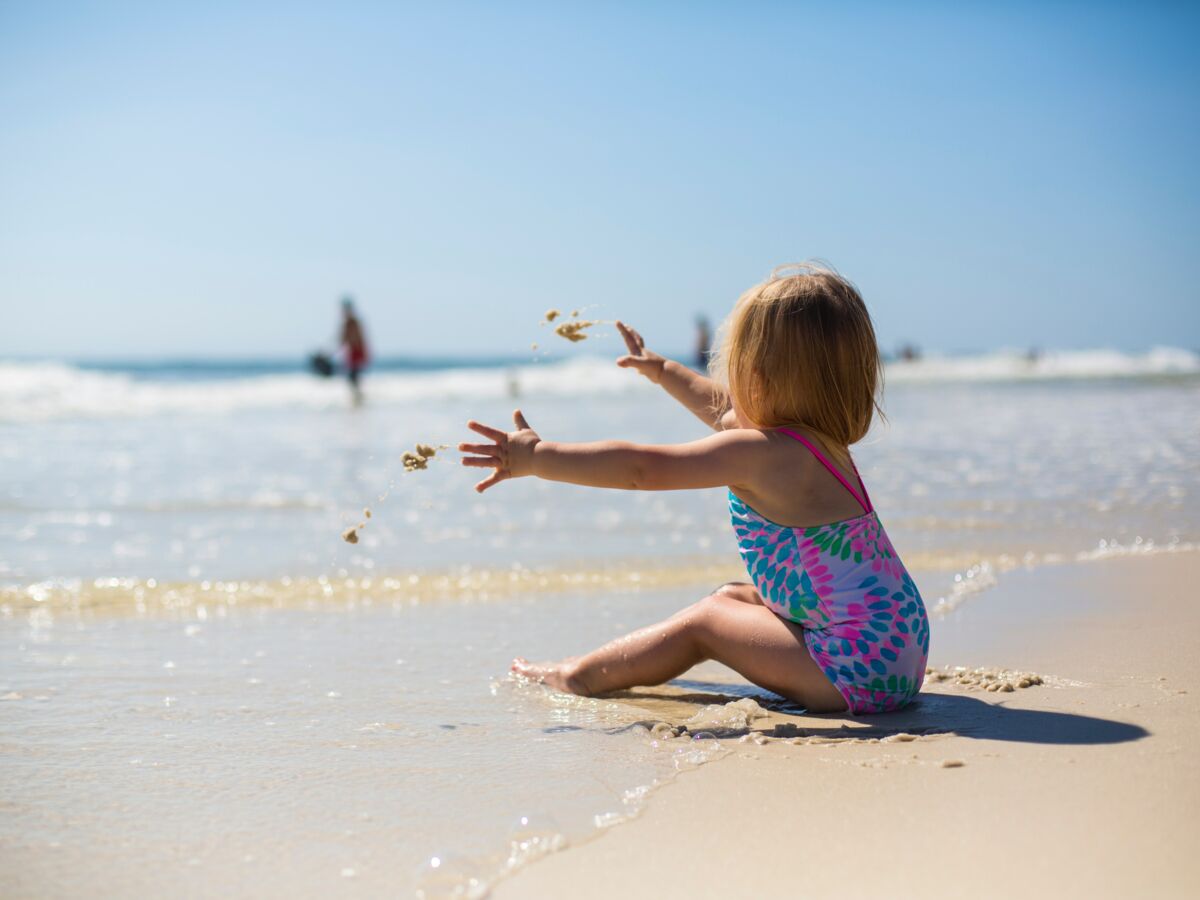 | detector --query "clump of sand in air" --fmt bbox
[341,506,375,543]
[341,445,446,542]
[402,443,445,472]
[542,308,605,343]
[554,319,598,343]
